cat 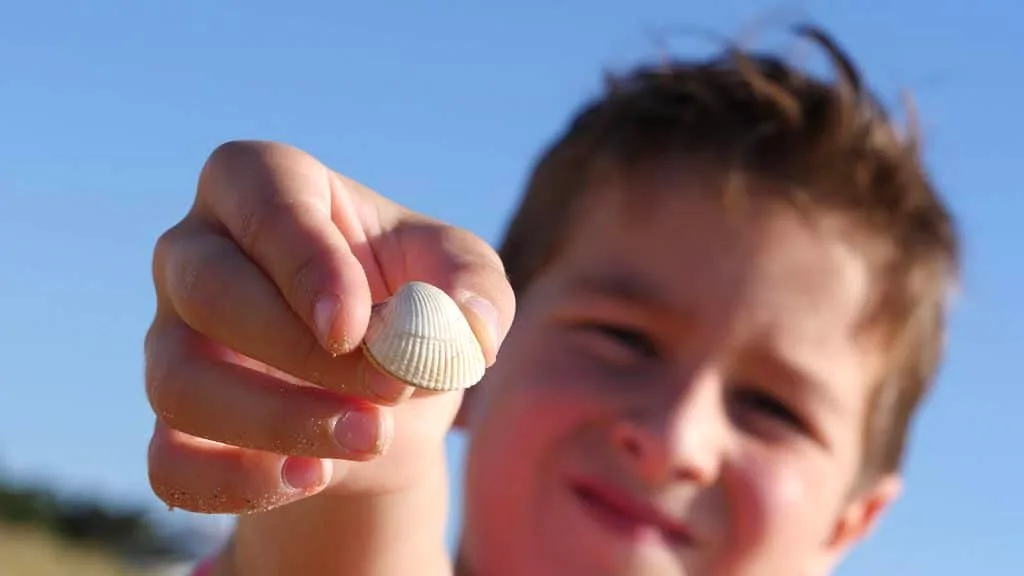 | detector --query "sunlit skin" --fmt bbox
[455,168,902,576]
[143,142,909,576]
